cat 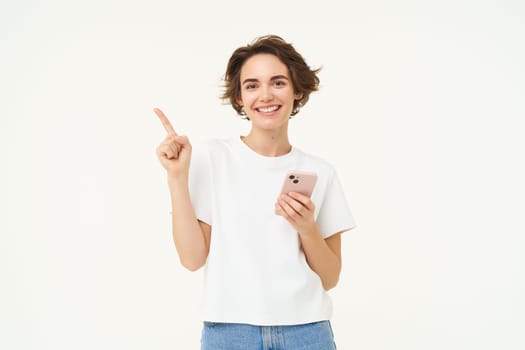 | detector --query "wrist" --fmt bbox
[167,173,188,184]
[298,225,322,240]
